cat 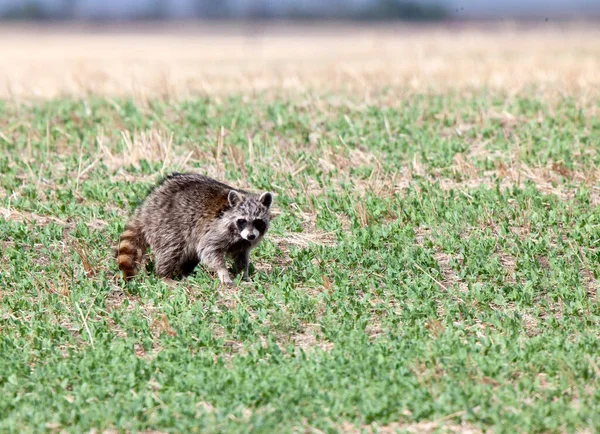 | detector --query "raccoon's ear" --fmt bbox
[228,190,243,207]
[259,192,273,208]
